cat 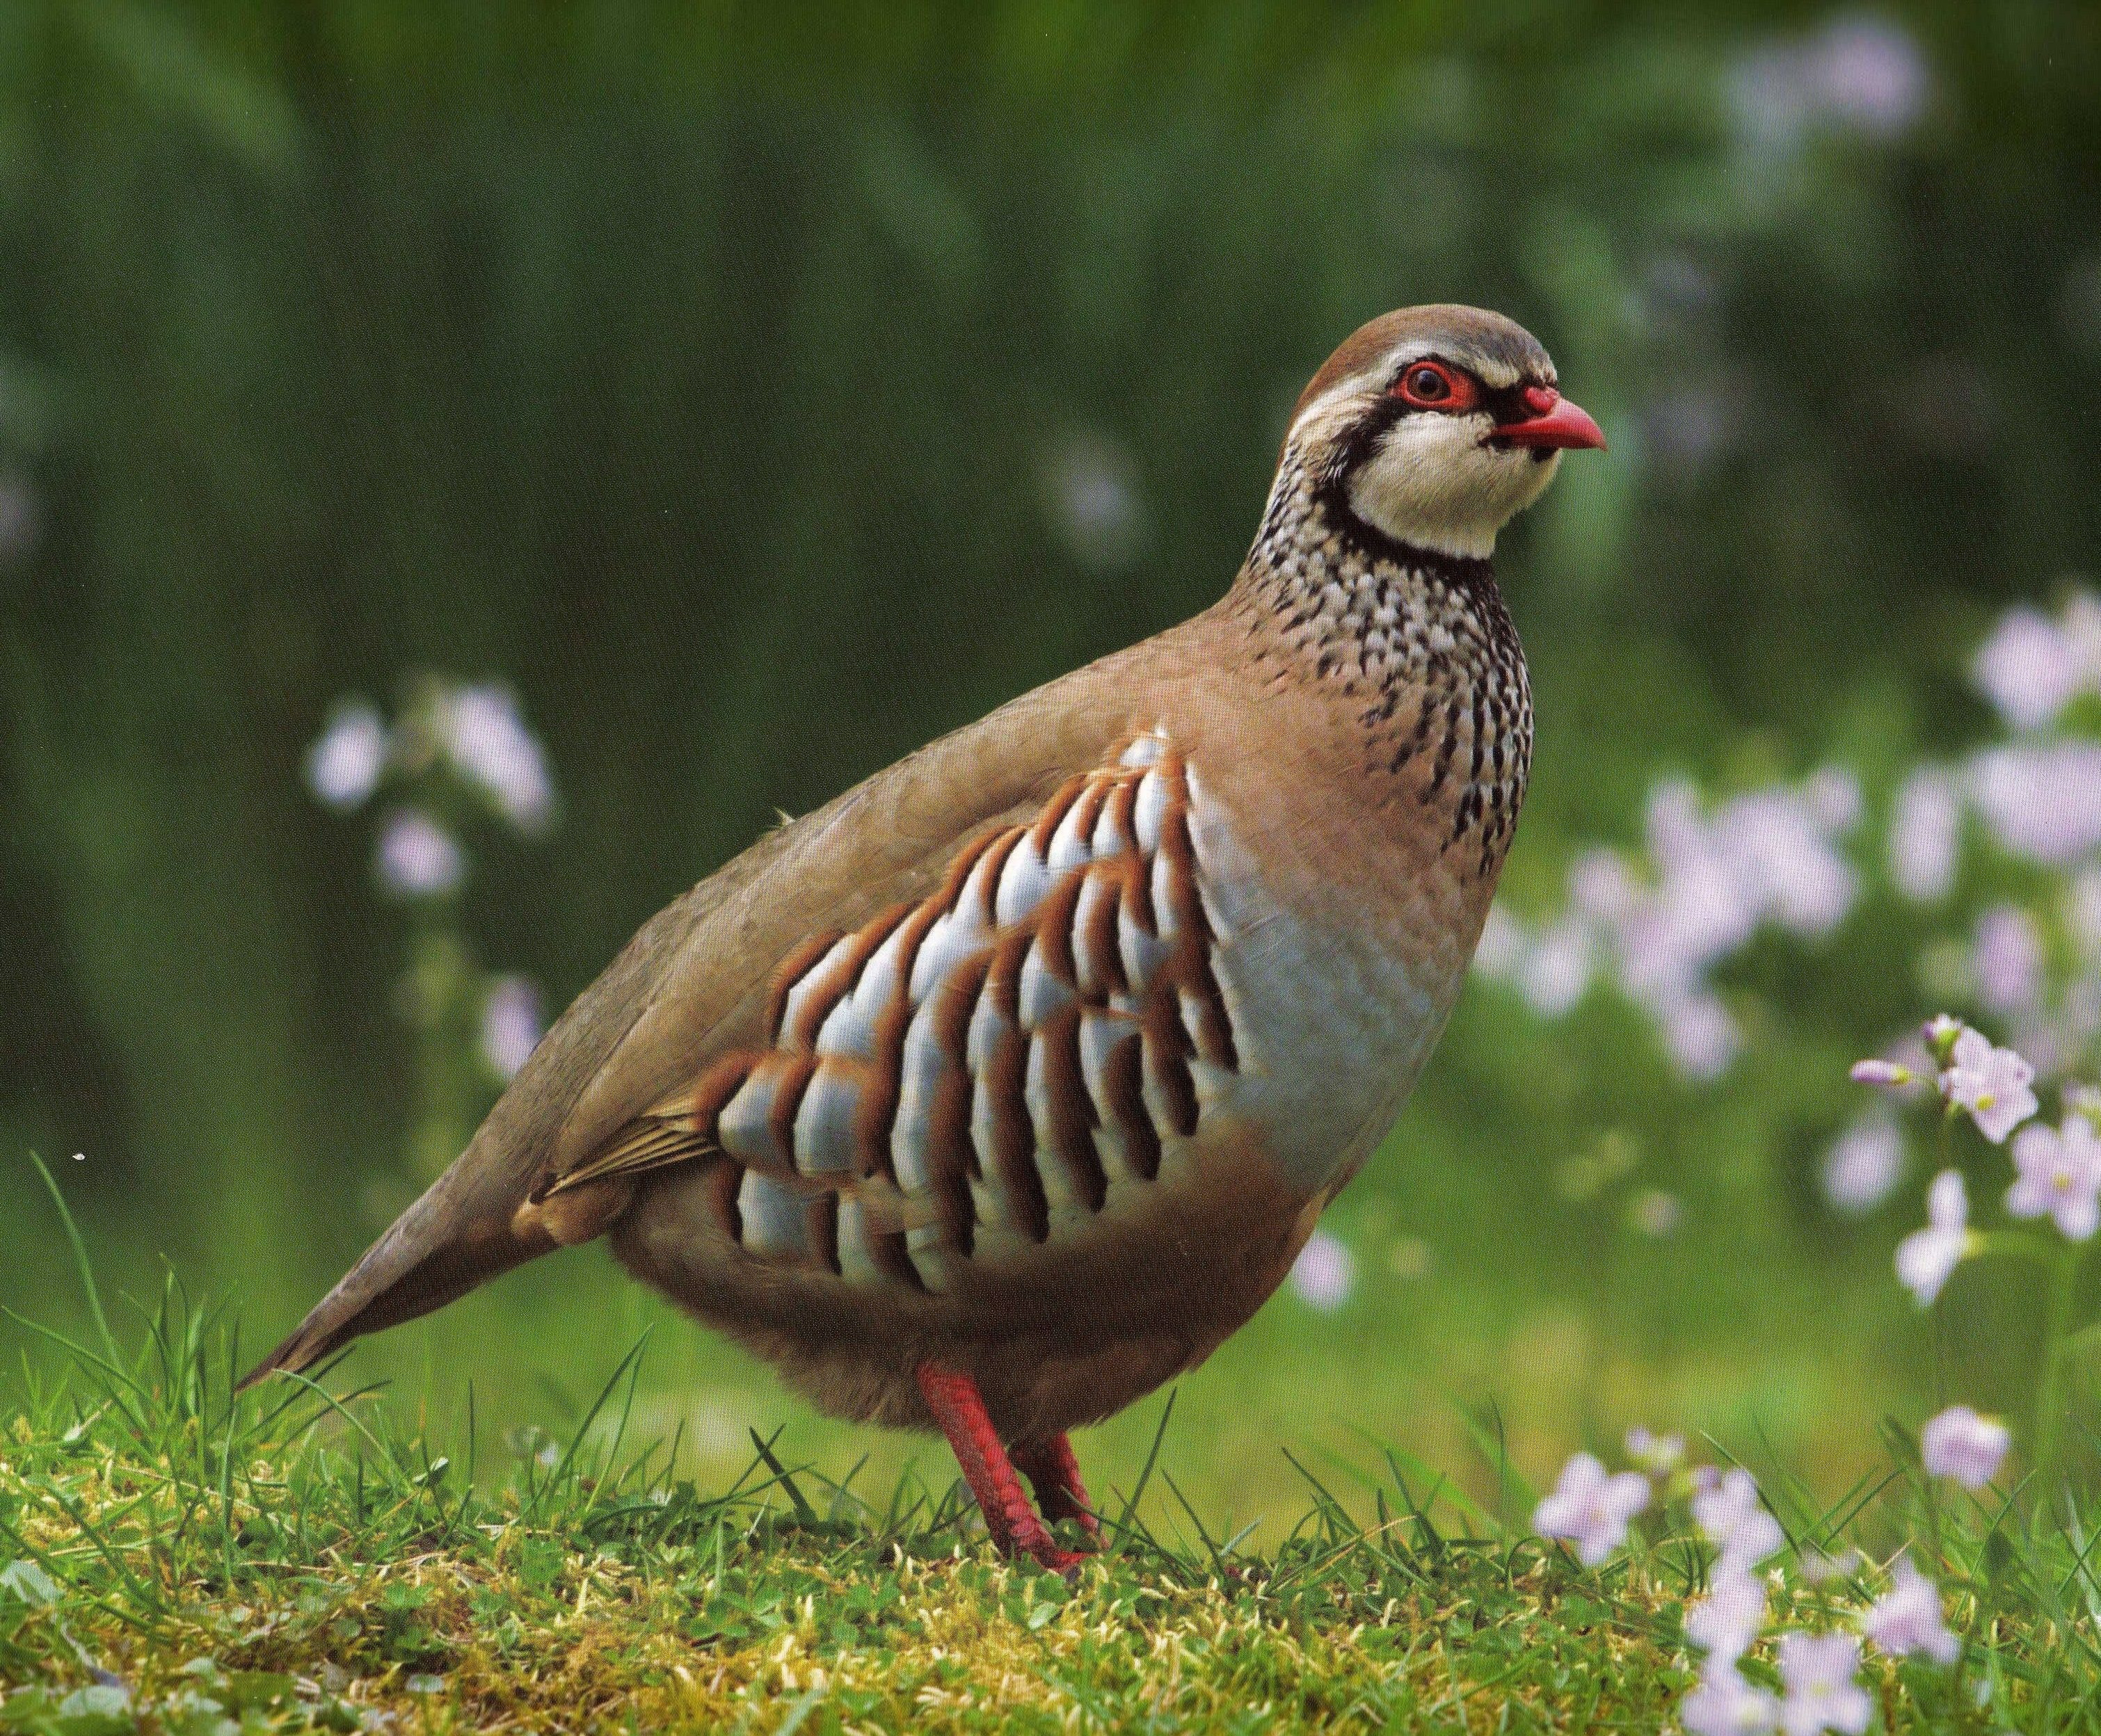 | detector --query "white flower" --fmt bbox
[1776,1631,1871,1736]
[1681,1663,1780,1736]
[440,684,555,835]
[2006,1116,2101,1239]
[1940,1027,2038,1143]
[1685,1562,1768,1662]
[1288,1230,1355,1311]
[1919,1405,2011,1490]
[1887,768,1963,902]
[1822,1116,1906,1214]
[1861,1556,1960,1665]
[1532,1452,1650,1566]
[305,700,388,810]
[1693,1467,1784,1567]
[1972,906,2045,1016]
[1896,1170,1972,1305]
[479,975,543,1080]
[374,809,465,898]
[1974,604,2085,729]
[1624,1426,1685,1475]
